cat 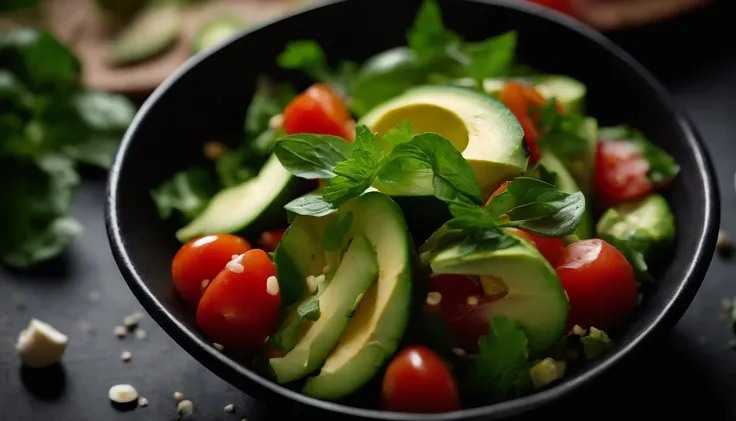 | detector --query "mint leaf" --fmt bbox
[462,31,517,84]
[486,177,585,237]
[323,126,385,207]
[273,134,354,179]
[323,211,354,252]
[283,192,337,217]
[580,327,613,360]
[407,0,461,65]
[469,315,532,400]
[381,120,414,148]
[599,125,680,185]
[150,167,219,222]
